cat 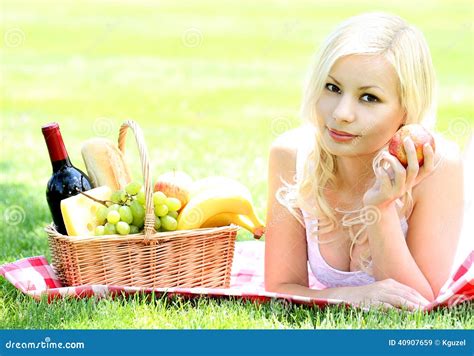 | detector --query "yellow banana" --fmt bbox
[201,212,265,238]
[190,176,252,201]
[177,186,260,231]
